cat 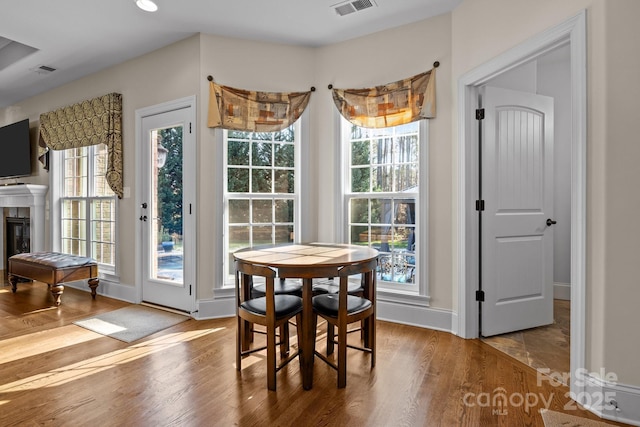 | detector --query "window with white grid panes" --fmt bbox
[223,124,299,284]
[61,145,116,268]
[344,120,420,289]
